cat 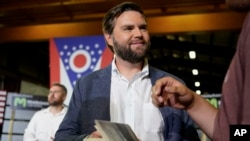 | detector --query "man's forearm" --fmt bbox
[186,94,218,139]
